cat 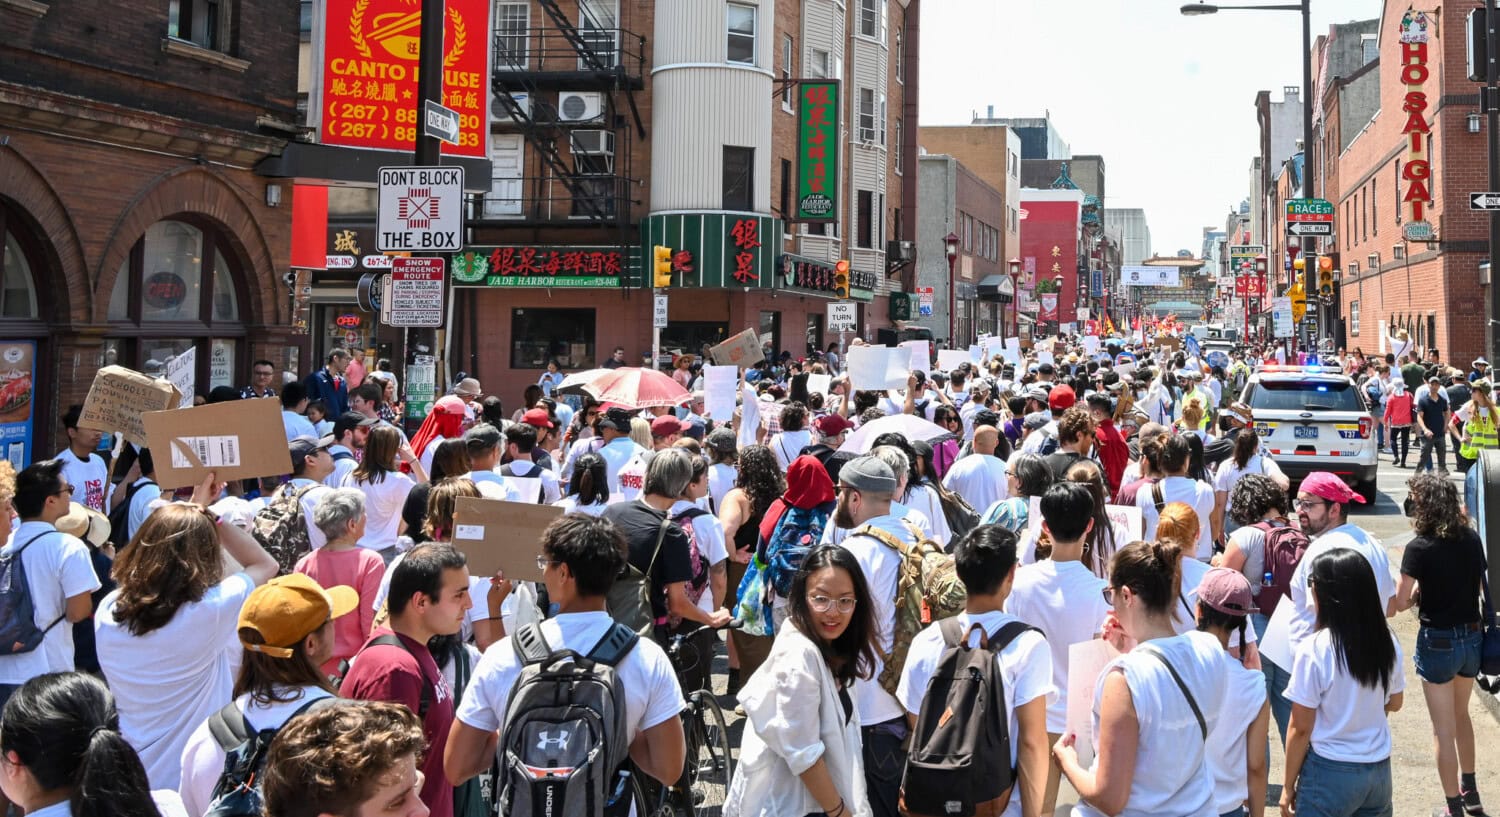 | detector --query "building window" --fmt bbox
[893,119,903,174]
[858,88,876,142]
[877,193,885,247]
[858,0,879,38]
[879,95,887,145]
[727,3,756,65]
[299,0,311,37]
[809,48,829,78]
[857,190,873,248]
[0,220,40,321]
[511,308,595,369]
[894,22,904,82]
[495,2,530,70]
[1370,180,1376,234]
[781,35,794,109]
[1349,299,1360,334]
[723,146,754,211]
[168,0,231,51]
[780,158,792,218]
[578,0,618,68]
